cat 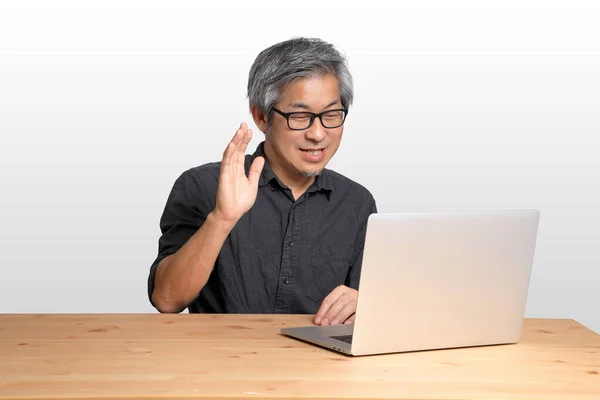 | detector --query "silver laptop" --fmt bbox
[281,209,540,356]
